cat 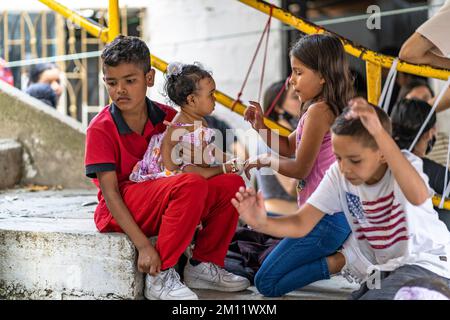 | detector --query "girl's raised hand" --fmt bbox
[243,161,258,180]
[231,186,267,230]
[244,101,266,131]
[346,98,384,137]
